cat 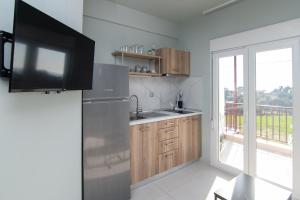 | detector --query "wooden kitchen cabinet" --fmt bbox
[178,116,201,164]
[156,48,190,76]
[156,48,177,74]
[178,117,193,164]
[192,116,201,159]
[130,115,201,184]
[176,50,190,75]
[157,119,179,173]
[158,150,179,173]
[130,123,158,184]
